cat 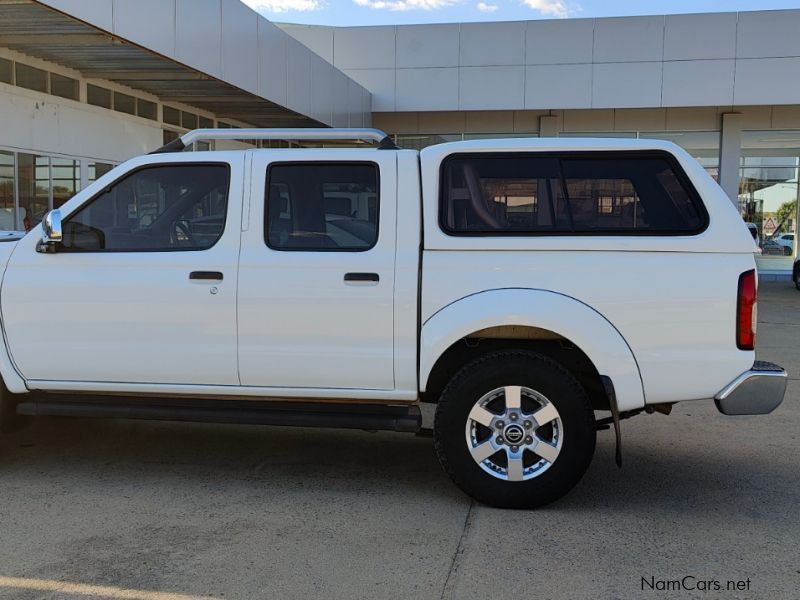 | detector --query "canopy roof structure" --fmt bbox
[0,0,371,128]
